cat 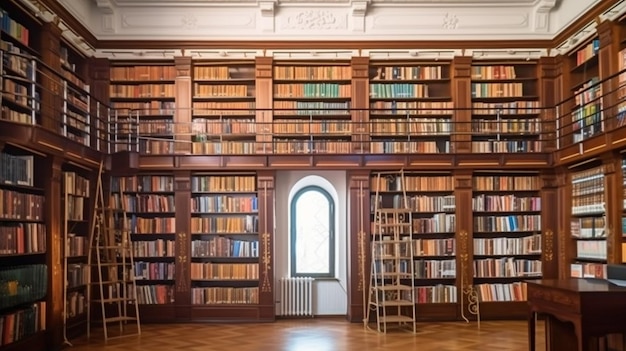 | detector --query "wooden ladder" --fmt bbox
[87,162,141,341]
[366,170,417,333]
